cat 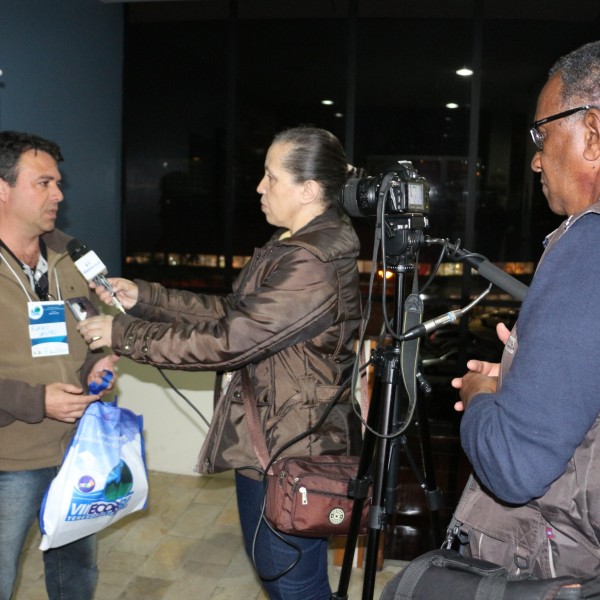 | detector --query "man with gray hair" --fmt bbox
[450,40,600,577]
